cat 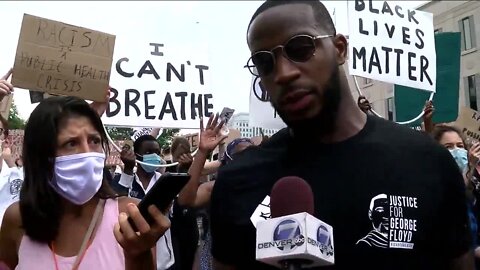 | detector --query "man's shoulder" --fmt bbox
[369,116,442,151]
[216,128,289,183]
